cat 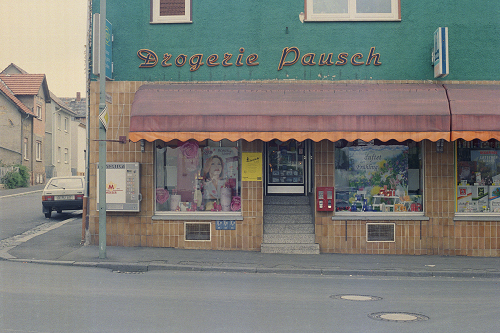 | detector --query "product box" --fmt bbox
[457,186,472,212]
[489,186,500,212]
[471,185,489,212]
